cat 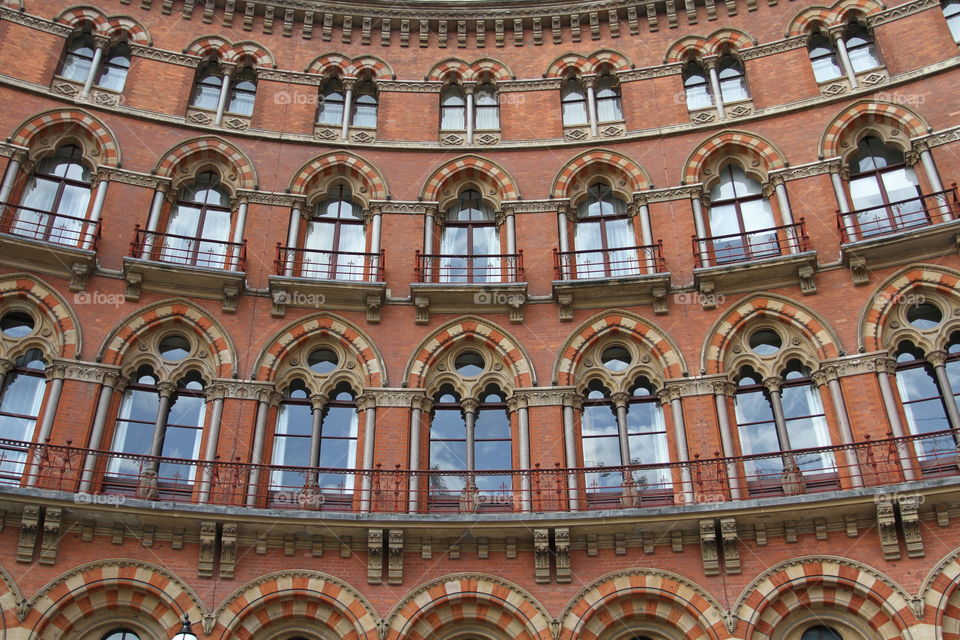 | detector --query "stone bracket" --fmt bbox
[557,293,574,321]
[367,293,383,323]
[198,521,217,577]
[17,506,40,563]
[414,295,430,324]
[698,281,718,310]
[388,528,403,584]
[849,255,870,286]
[719,517,740,575]
[38,507,61,566]
[220,523,238,578]
[124,271,142,301]
[798,265,817,295]
[222,284,240,314]
[699,519,719,576]
[877,501,900,560]
[368,528,384,584]
[533,528,550,583]
[554,527,571,583]
[898,495,924,558]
